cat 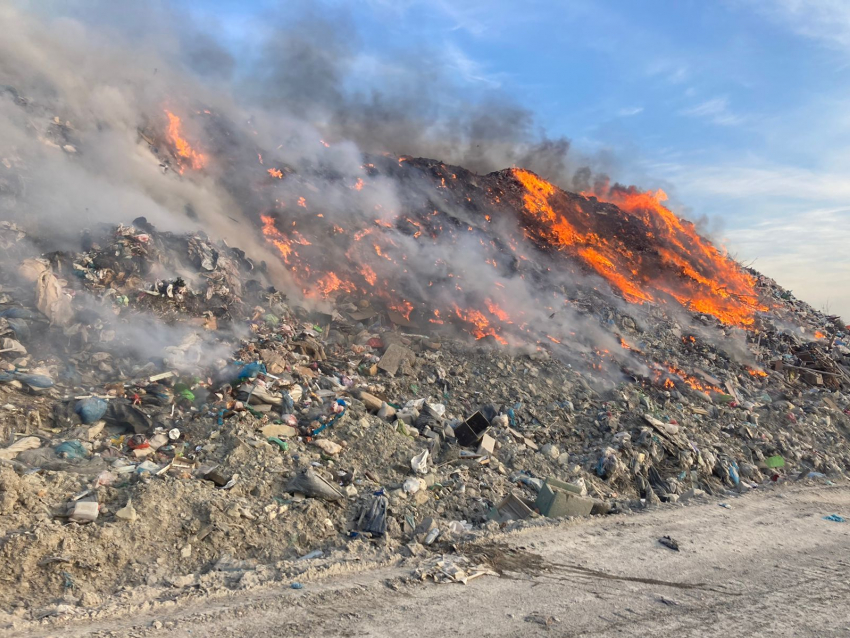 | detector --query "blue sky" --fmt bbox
[186,0,850,319]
